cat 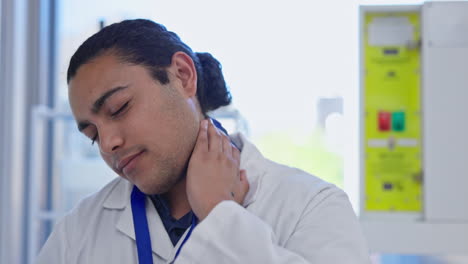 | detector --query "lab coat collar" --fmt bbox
[100,132,266,259]
[103,178,174,260]
[230,132,267,207]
